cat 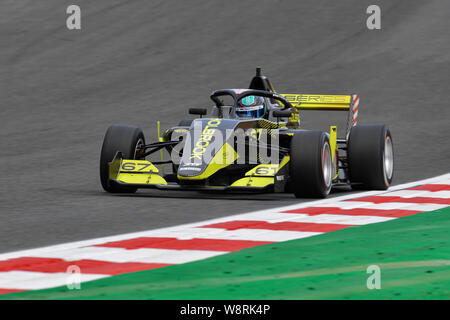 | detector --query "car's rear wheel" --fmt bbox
[289,131,333,198]
[347,124,394,190]
[100,124,145,193]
